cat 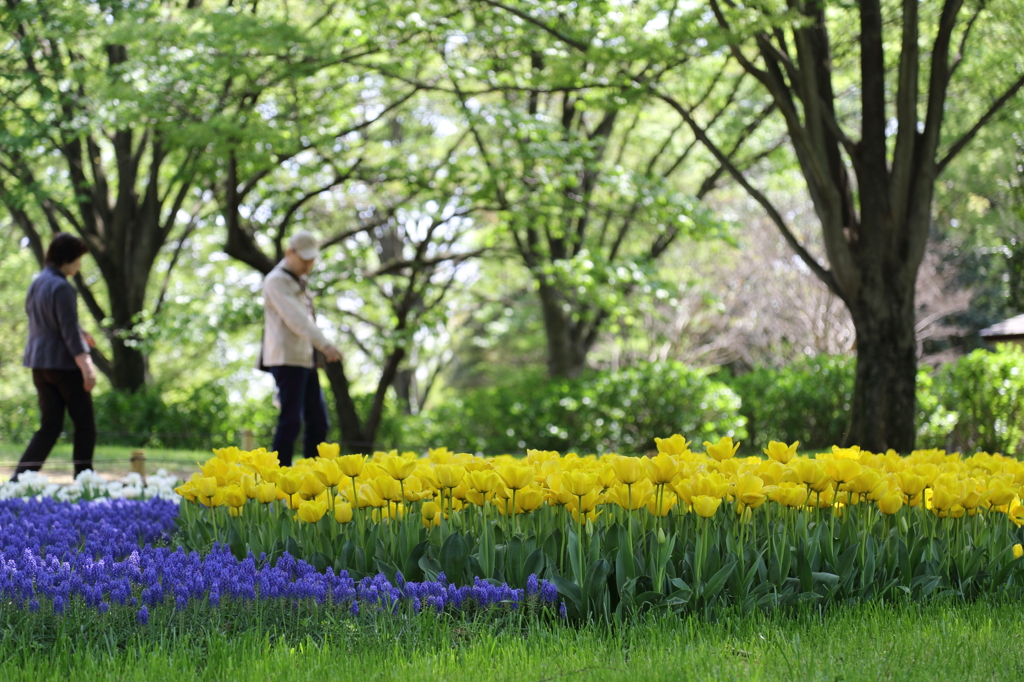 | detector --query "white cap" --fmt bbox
[288,230,319,260]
